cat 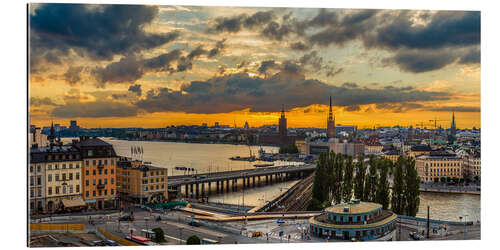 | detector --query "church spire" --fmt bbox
[281,104,285,118]
[328,96,333,121]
